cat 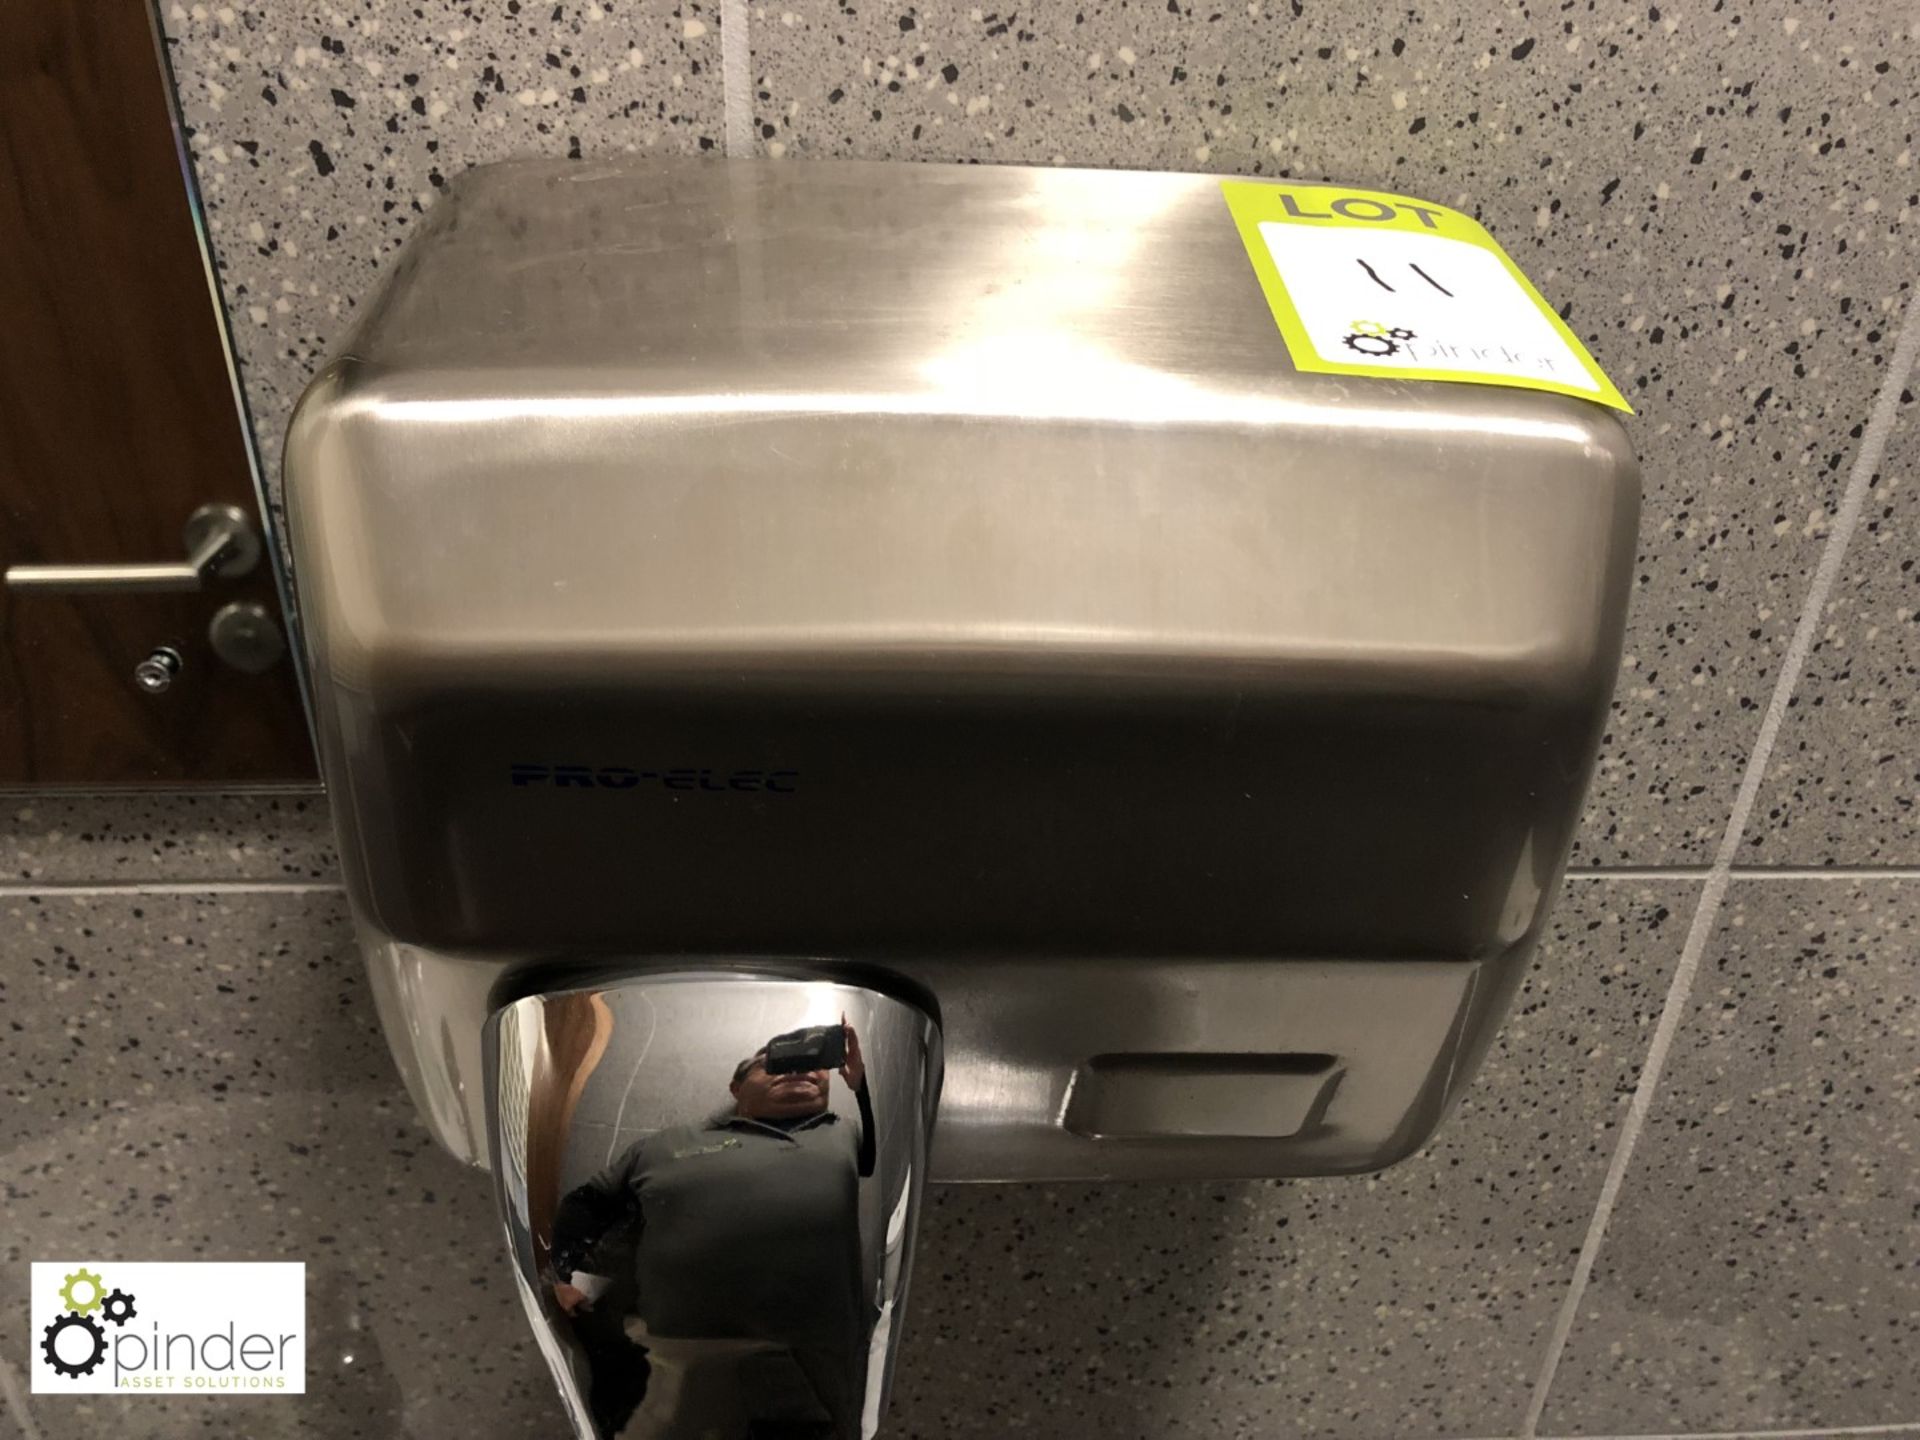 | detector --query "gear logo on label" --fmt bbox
[1342,320,1417,357]
[41,1268,138,1380]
